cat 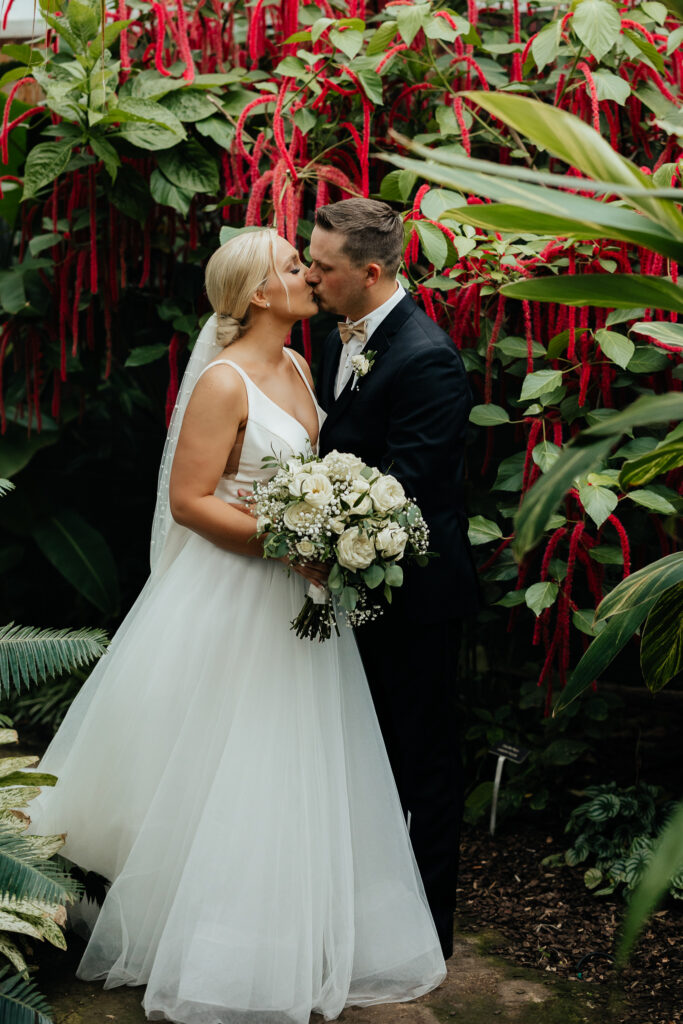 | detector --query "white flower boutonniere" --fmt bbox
[351,349,376,391]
